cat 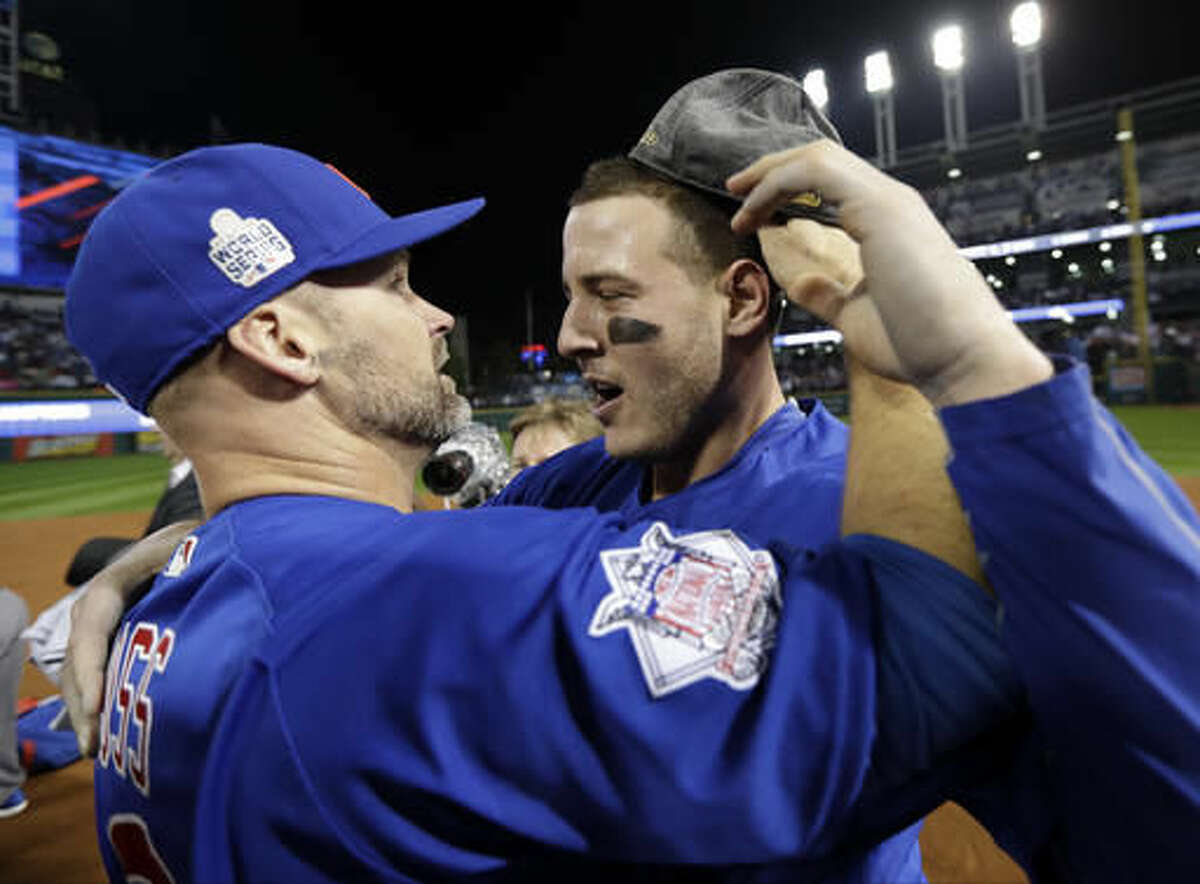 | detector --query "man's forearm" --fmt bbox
[841,356,986,587]
[63,519,199,754]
